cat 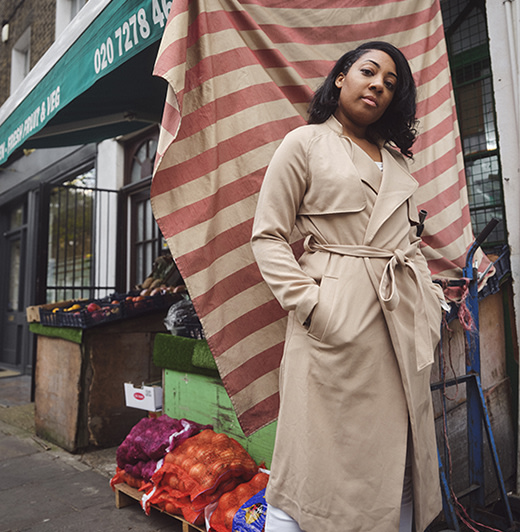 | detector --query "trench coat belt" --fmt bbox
[303,235,435,370]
